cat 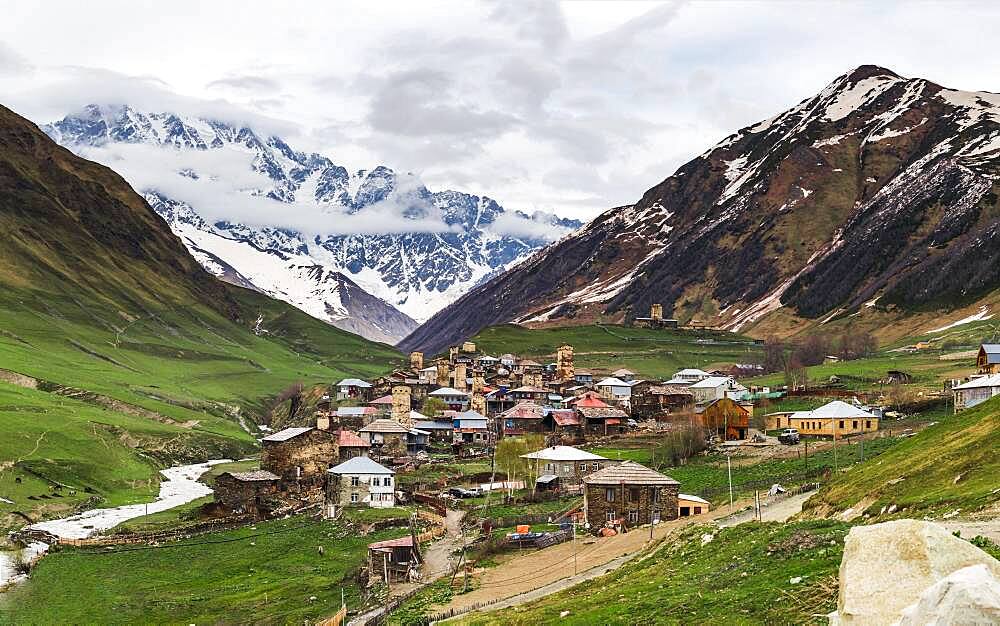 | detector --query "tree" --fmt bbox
[495,434,544,485]
[421,397,447,416]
